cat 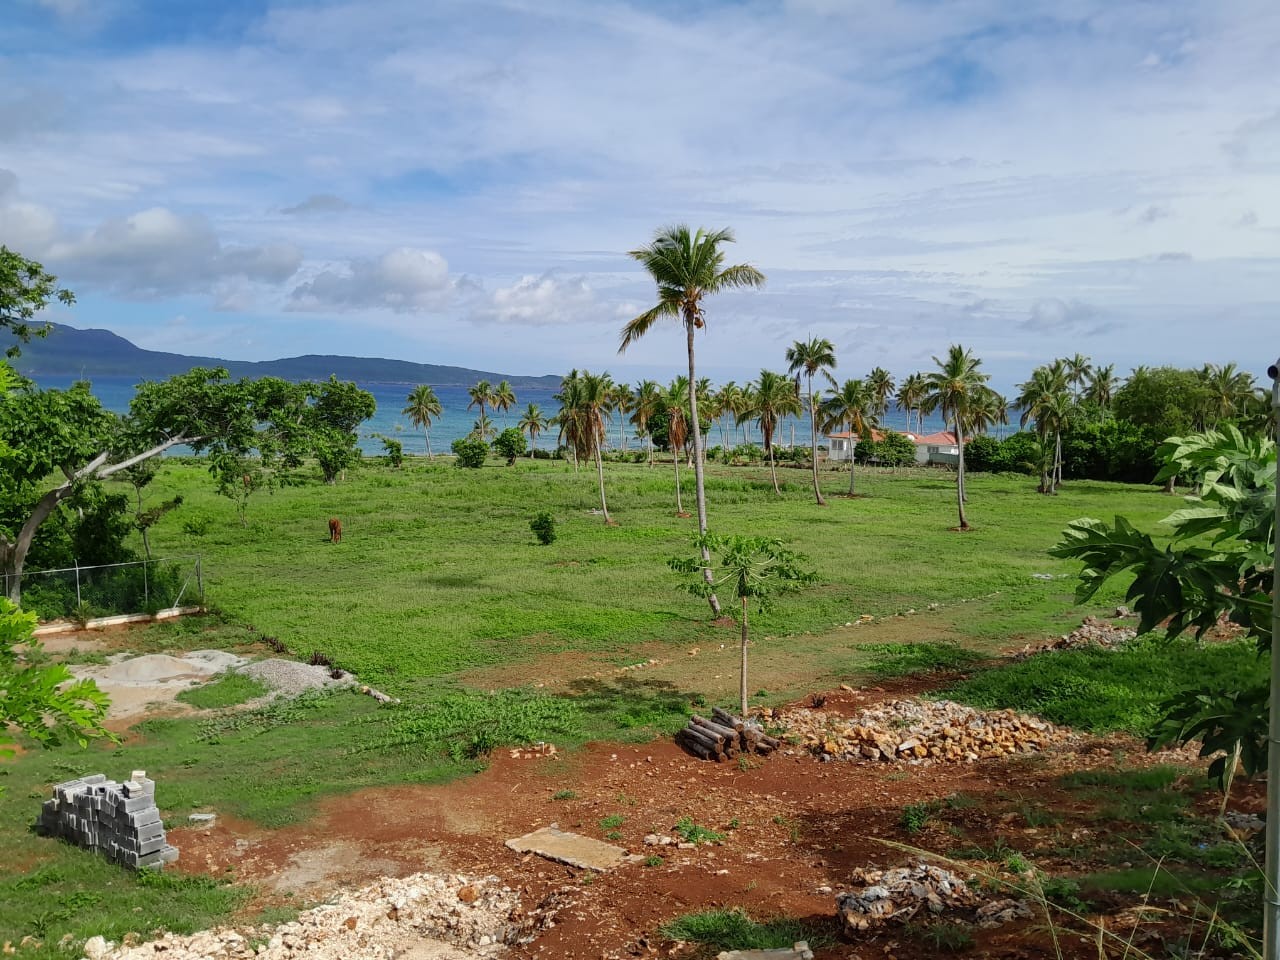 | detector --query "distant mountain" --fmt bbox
[12,323,564,389]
